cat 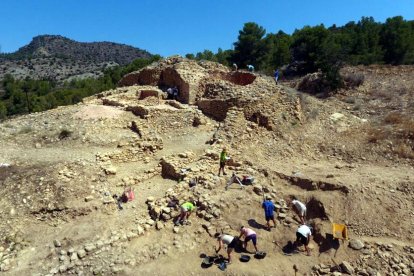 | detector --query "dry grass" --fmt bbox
[366,113,414,159]
[384,112,404,124]
[398,119,414,141]
[366,127,389,143]
[373,89,393,101]
[394,142,414,159]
